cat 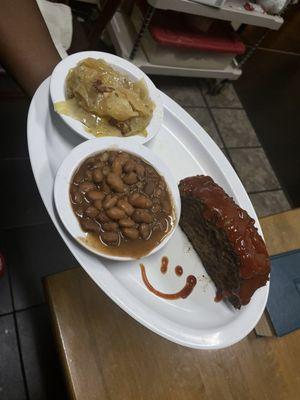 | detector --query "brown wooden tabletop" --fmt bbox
[45,208,300,400]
